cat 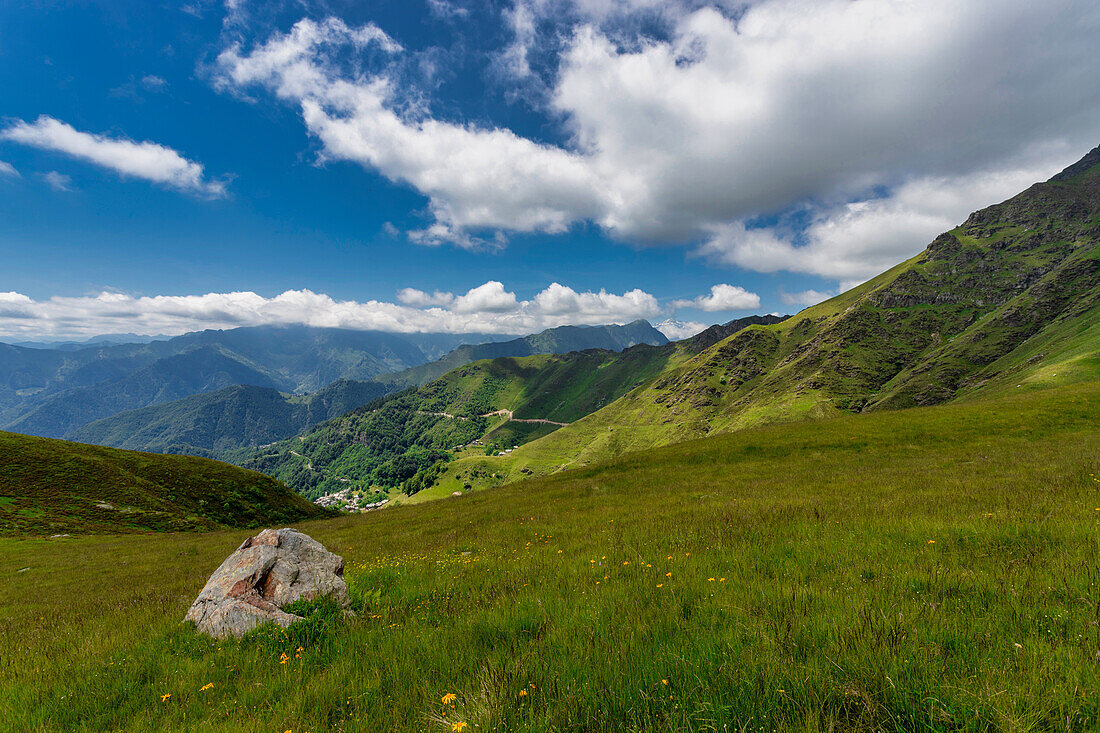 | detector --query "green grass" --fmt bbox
[0,431,327,534]
[2,381,1099,730]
